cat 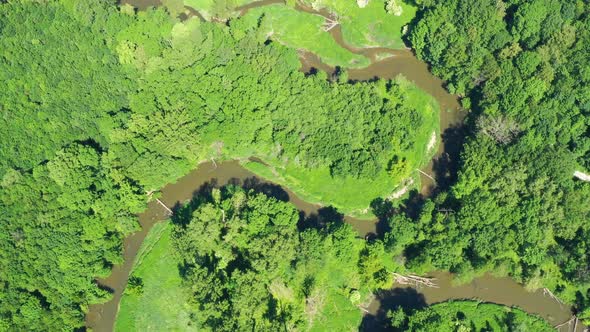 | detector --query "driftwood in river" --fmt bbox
[392,273,438,288]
